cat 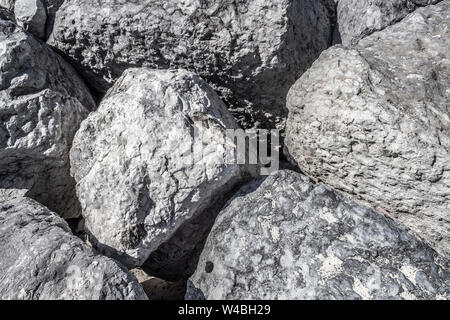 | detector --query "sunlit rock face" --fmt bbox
[70,68,250,268]
[285,1,450,257]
